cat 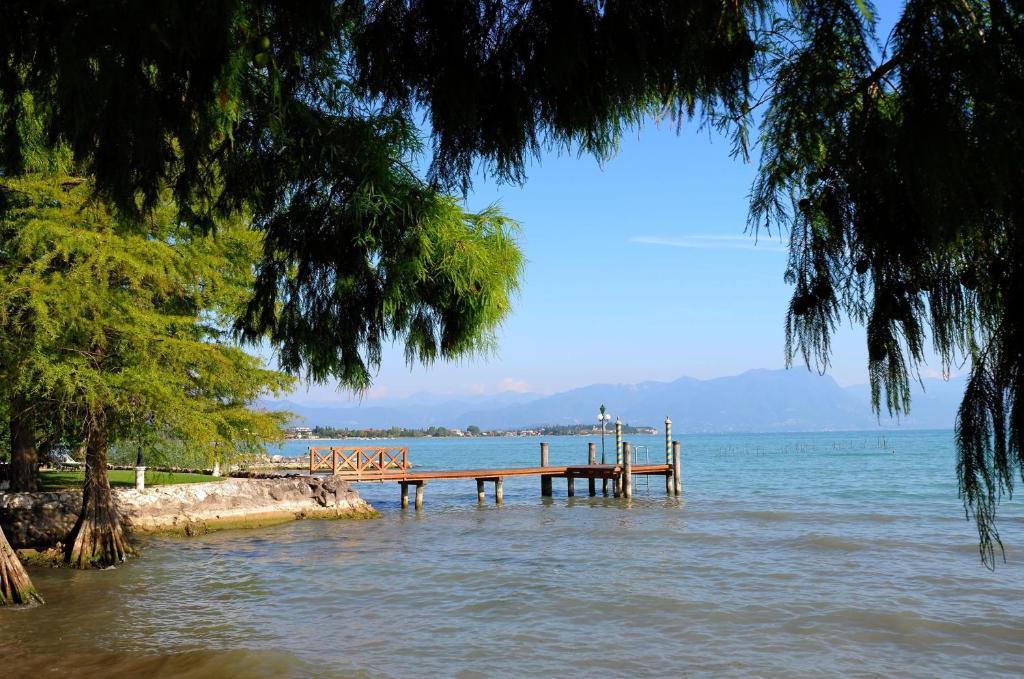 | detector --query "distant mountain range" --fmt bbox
[262,368,964,433]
